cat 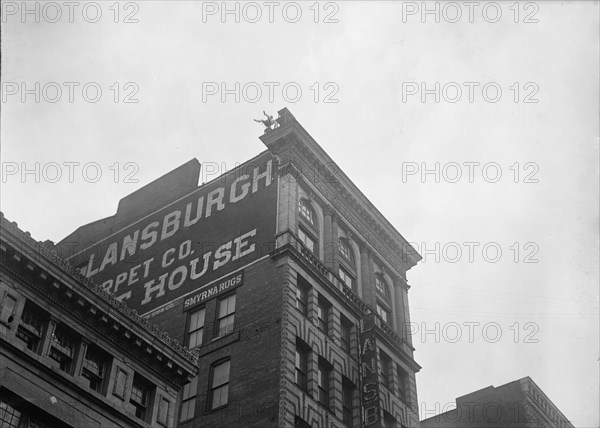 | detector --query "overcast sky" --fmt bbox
[1,1,598,426]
